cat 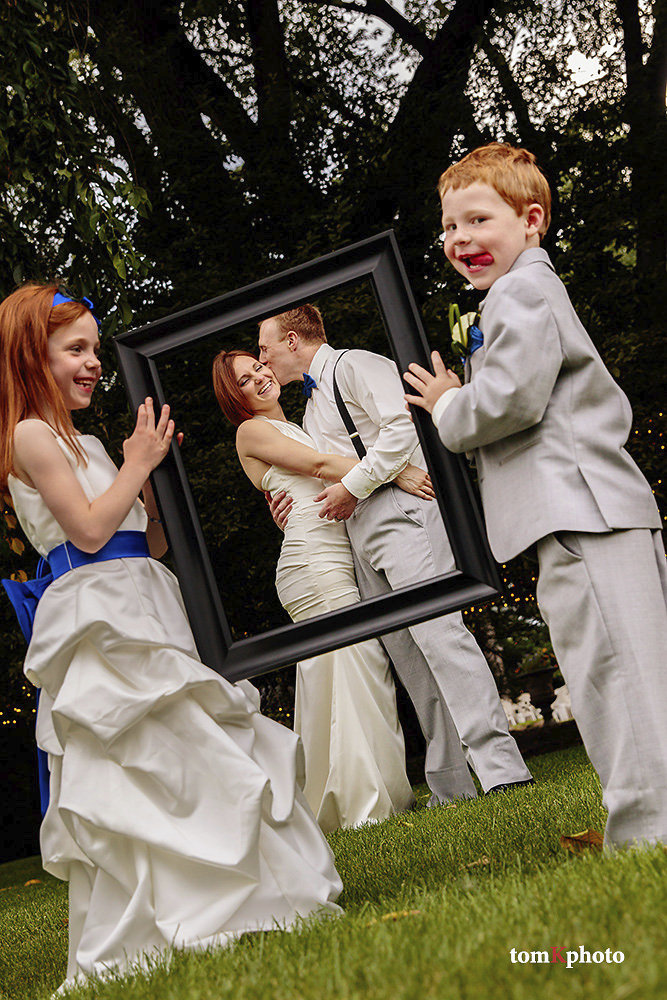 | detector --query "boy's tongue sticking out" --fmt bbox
[462,252,494,269]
